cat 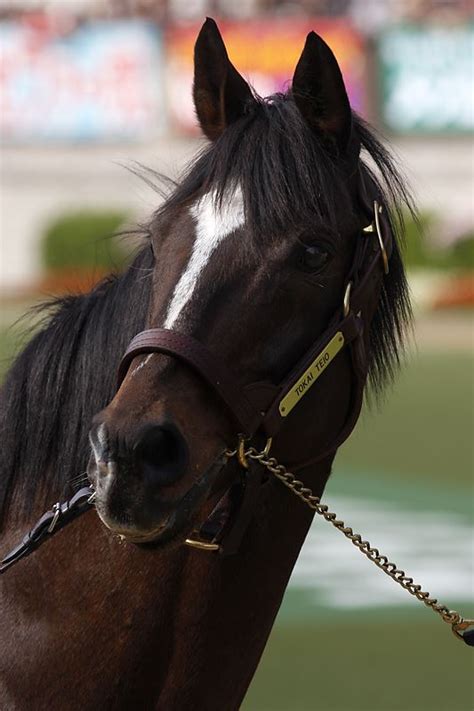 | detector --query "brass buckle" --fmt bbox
[373,200,389,275]
[237,435,250,469]
[184,536,220,551]
[362,201,389,275]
